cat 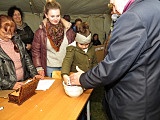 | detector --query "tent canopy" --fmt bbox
[0,0,110,15]
[0,0,111,44]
